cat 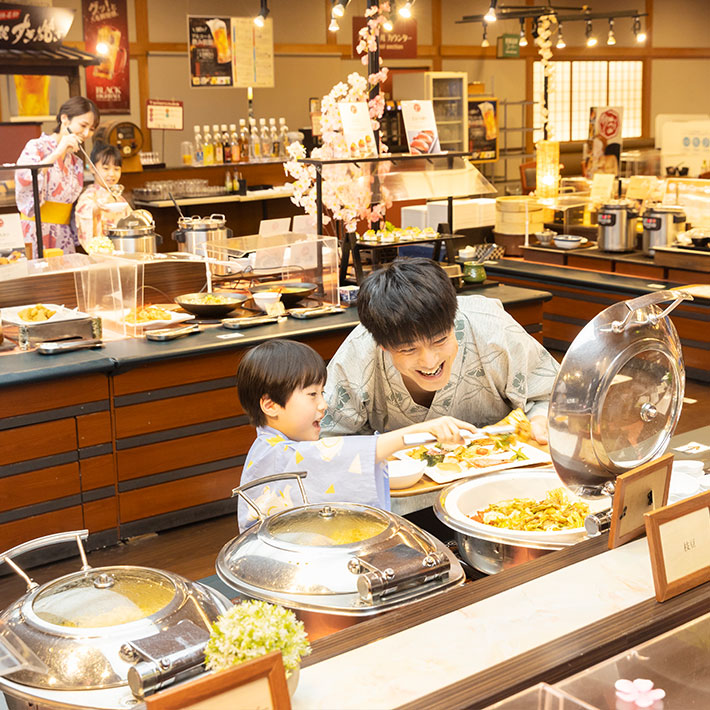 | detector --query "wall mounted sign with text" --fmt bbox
[83,0,130,113]
[0,4,73,48]
[188,16,233,87]
[352,17,417,59]
[146,100,184,131]
[231,17,274,88]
